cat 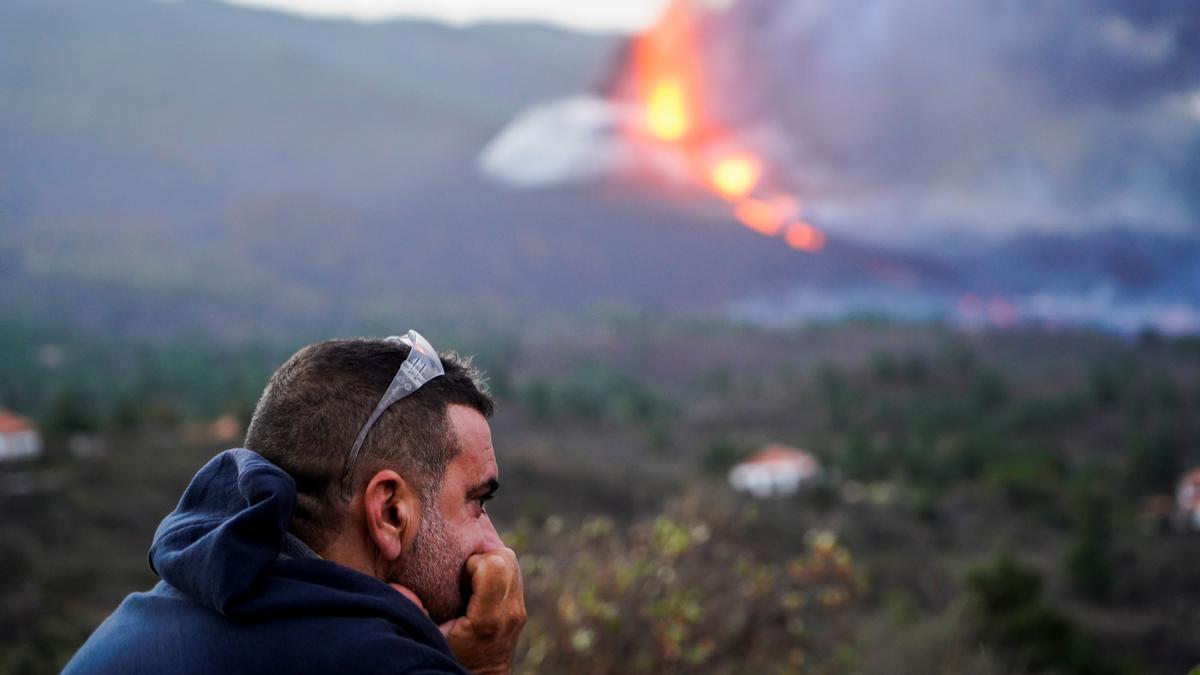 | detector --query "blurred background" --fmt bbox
[1,0,1199,672]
